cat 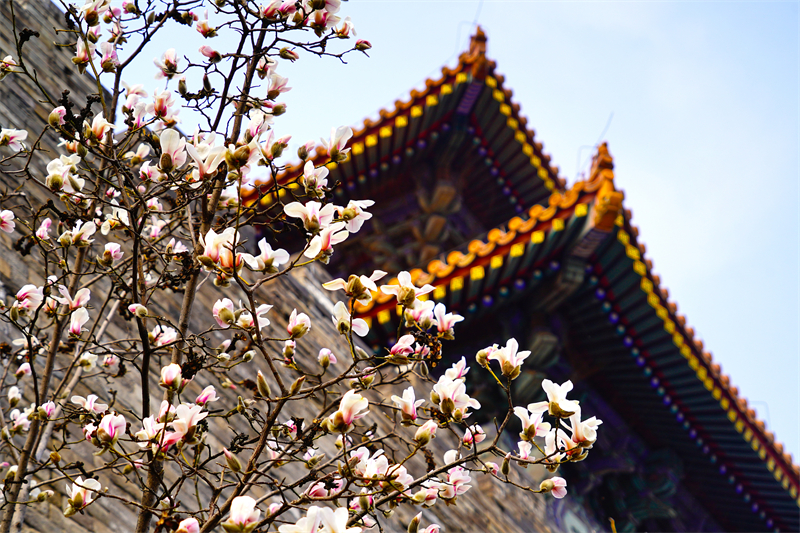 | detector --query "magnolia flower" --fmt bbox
[128,303,148,318]
[567,413,603,447]
[199,227,237,269]
[544,428,581,462]
[69,308,90,337]
[102,242,123,265]
[167,238,189,255]
[305,222,349,261]
[337,200,373,233]
[171,403,207,444]
[212,298,235,328]
[39,401,56,419]
[154,48,179,79]
[390,334,415,357]
[391,386,424,422]
[432,375,481,419]
[332,301,369,337]
[99,42,119,72]
[176,517,200,533]
[463,424,486,447]
[0,129,26,151]
[237,303,272,331]
[321,125,352,162]
[72,220,96,246]
[7,386,21,407]
[35,218,51,240]
[322,269,386,304]
[287,309,311,339]
[148,89,176,120]
[221,496,260,533]
[0,55,18,80]
[414,419,438,446]
[55,285,91,310]
[78,351,98,370]
[0,210,15,236]
[15,284,43,312]
[158,129,187,172]
[517,440,533,461]
[433,303,463,337]
[96,413,126,446]
[278,506,321,533]
[102,354,118,368]
[64,477,102,517]
[299,160,328,197]
[540,477,568,498]
[159,363,183,389]
[328,390,368,433]
[242,238,289,273]
[266,71,291,99]
[72,394,108,413]
[15,363,31,380]
[514,406,551,441]
[380,271,435,308]
[487,338,530,380]
[72,40,95,73]
[529,379,580,418]
[318,348,336,368]
[151,325,178,347]
[319,506,362,533]
[445,357,469,380]
[196,385,219,406]
[199,45,221,63]
[89,113,113,141]
[283,201,336,233]
[335,16,355,38]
